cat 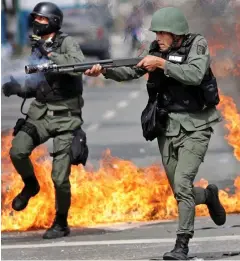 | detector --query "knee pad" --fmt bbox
[21,122,41,146]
